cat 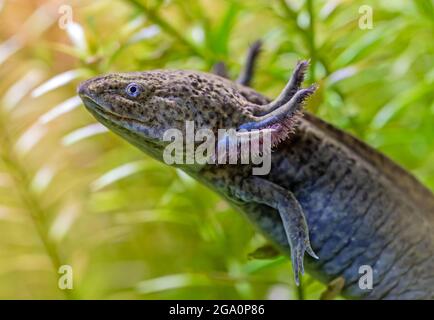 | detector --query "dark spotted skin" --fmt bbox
[78,69,434,300]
